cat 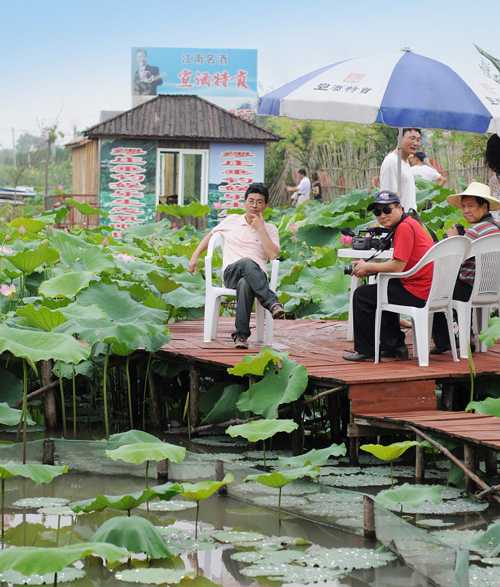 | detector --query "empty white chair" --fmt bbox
[374,236,471,367]
[203,233,280,344]
[454,233,500,358]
